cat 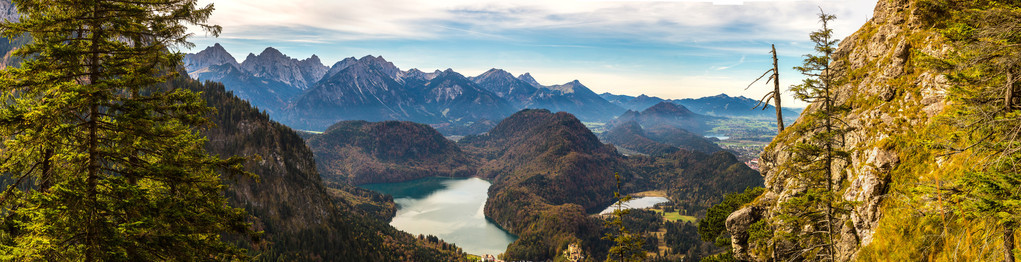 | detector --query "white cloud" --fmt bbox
[194,0,877,43]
